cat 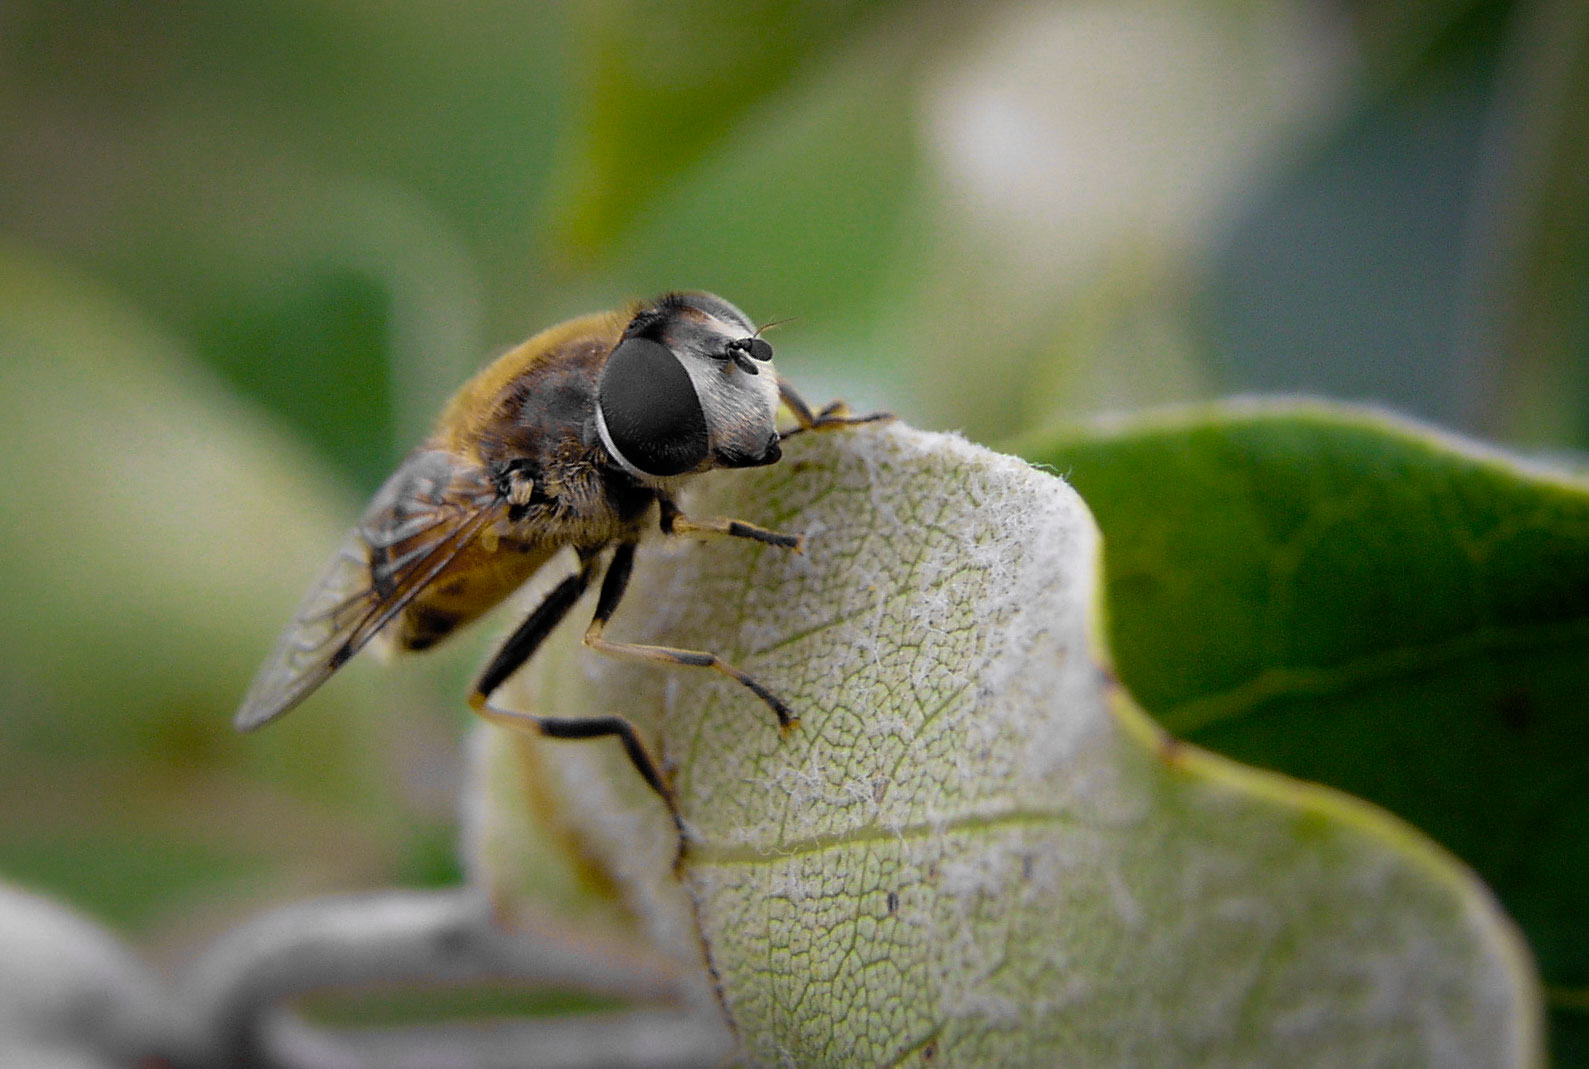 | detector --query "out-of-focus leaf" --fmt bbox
[1024,401,1589,1001]
[0,3,544,475]
[596,27,930,352]
[472,423,1540,1065]
[1452,0,1589,446]
[0,245,348,748]
[903,0,1349,440]
[0,244,442,925]
[548,0,919,255]
[1343,0,1505,85]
